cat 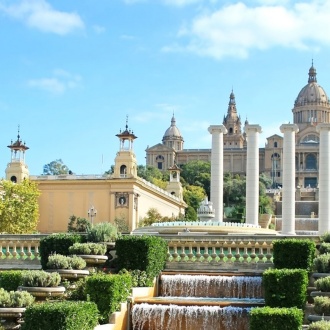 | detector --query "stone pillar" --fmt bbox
[316,123,330,235]
[245,125,262,226]
[208,125,227,221]
[280,124,299,235]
